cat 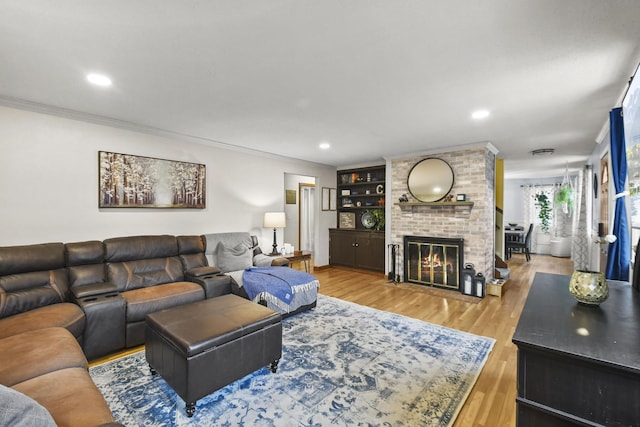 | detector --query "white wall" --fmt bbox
[0,106,336,265]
